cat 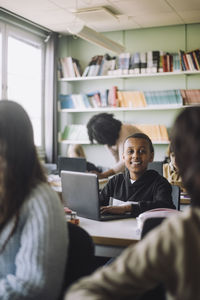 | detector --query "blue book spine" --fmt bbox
[59,94,75,109]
